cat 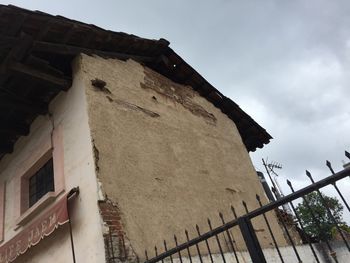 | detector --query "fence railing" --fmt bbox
[143,151,350,263]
